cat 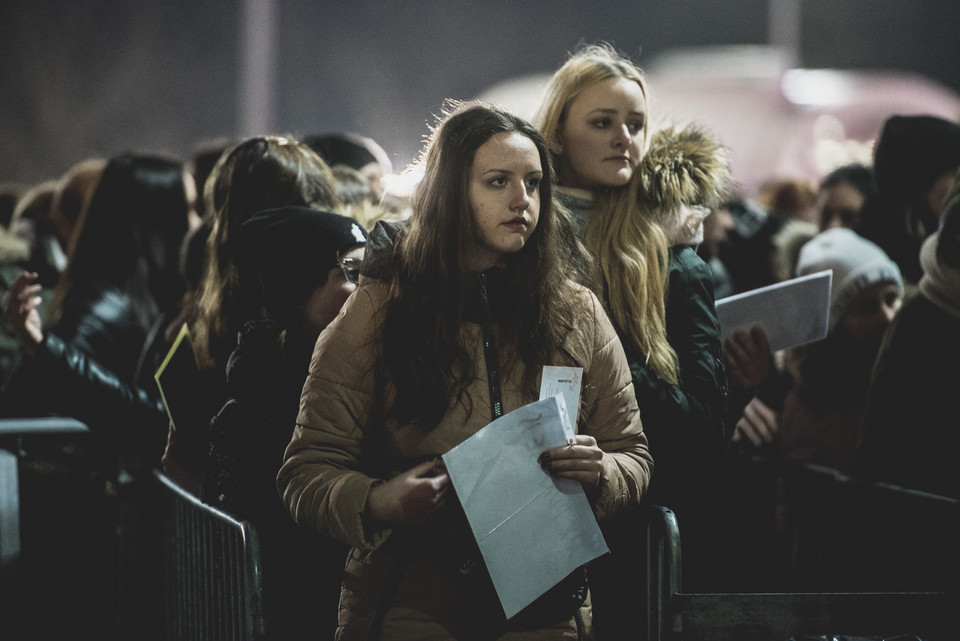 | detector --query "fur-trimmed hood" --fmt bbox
[637,125,732,245]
